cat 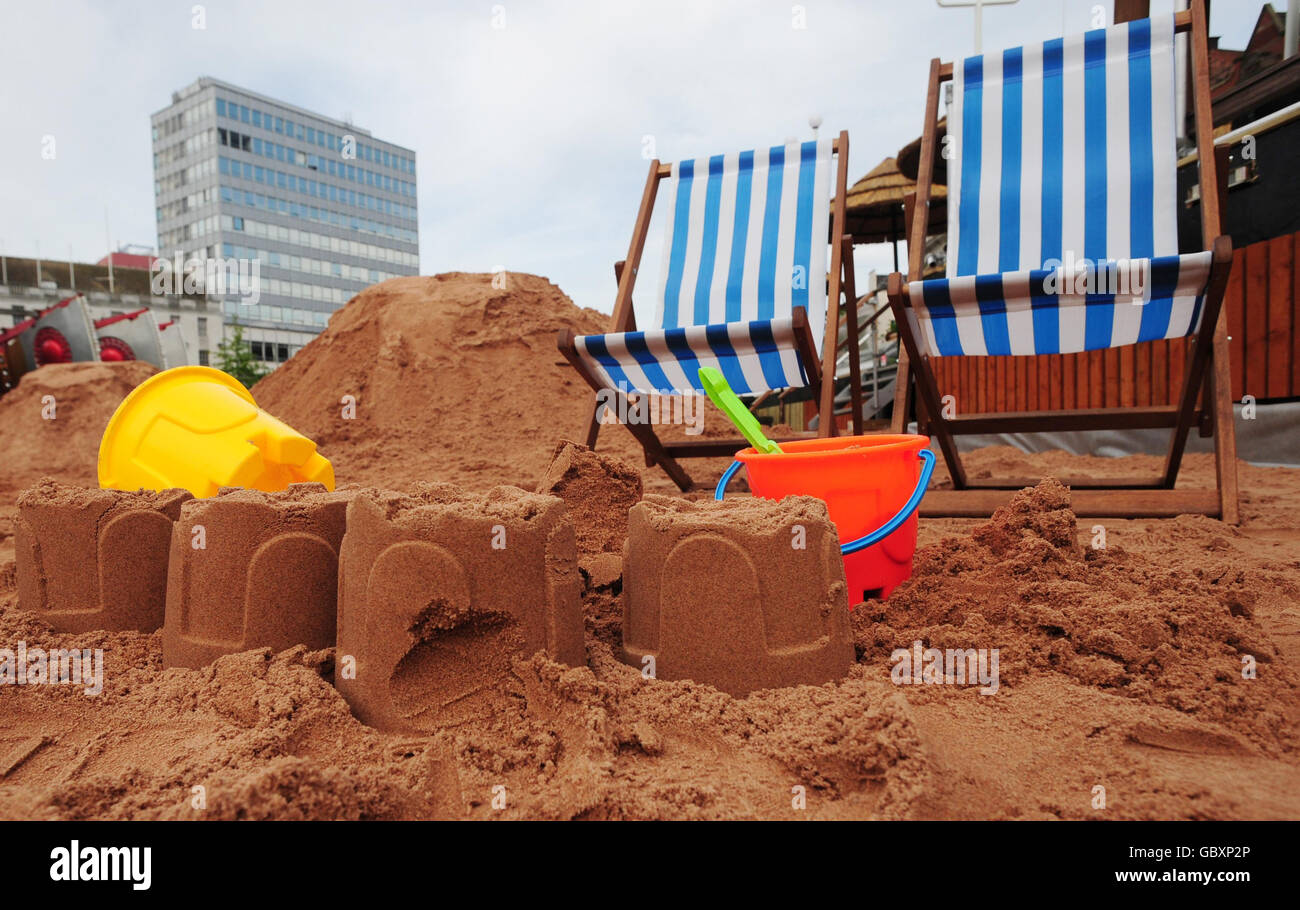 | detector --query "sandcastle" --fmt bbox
[162,483,350,668]
[621,494,854,696]
[335,483,585,732]
[15,479,192,632]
